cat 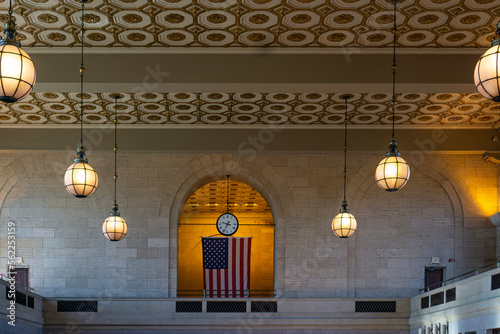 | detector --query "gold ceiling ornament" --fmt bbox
[0,0,36,103]
[474,21,500,102]
[182,179,271,215]
[2,0,498,47]
[0,92,499,126]
[63,0,98,199]
[375,0,410,192]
